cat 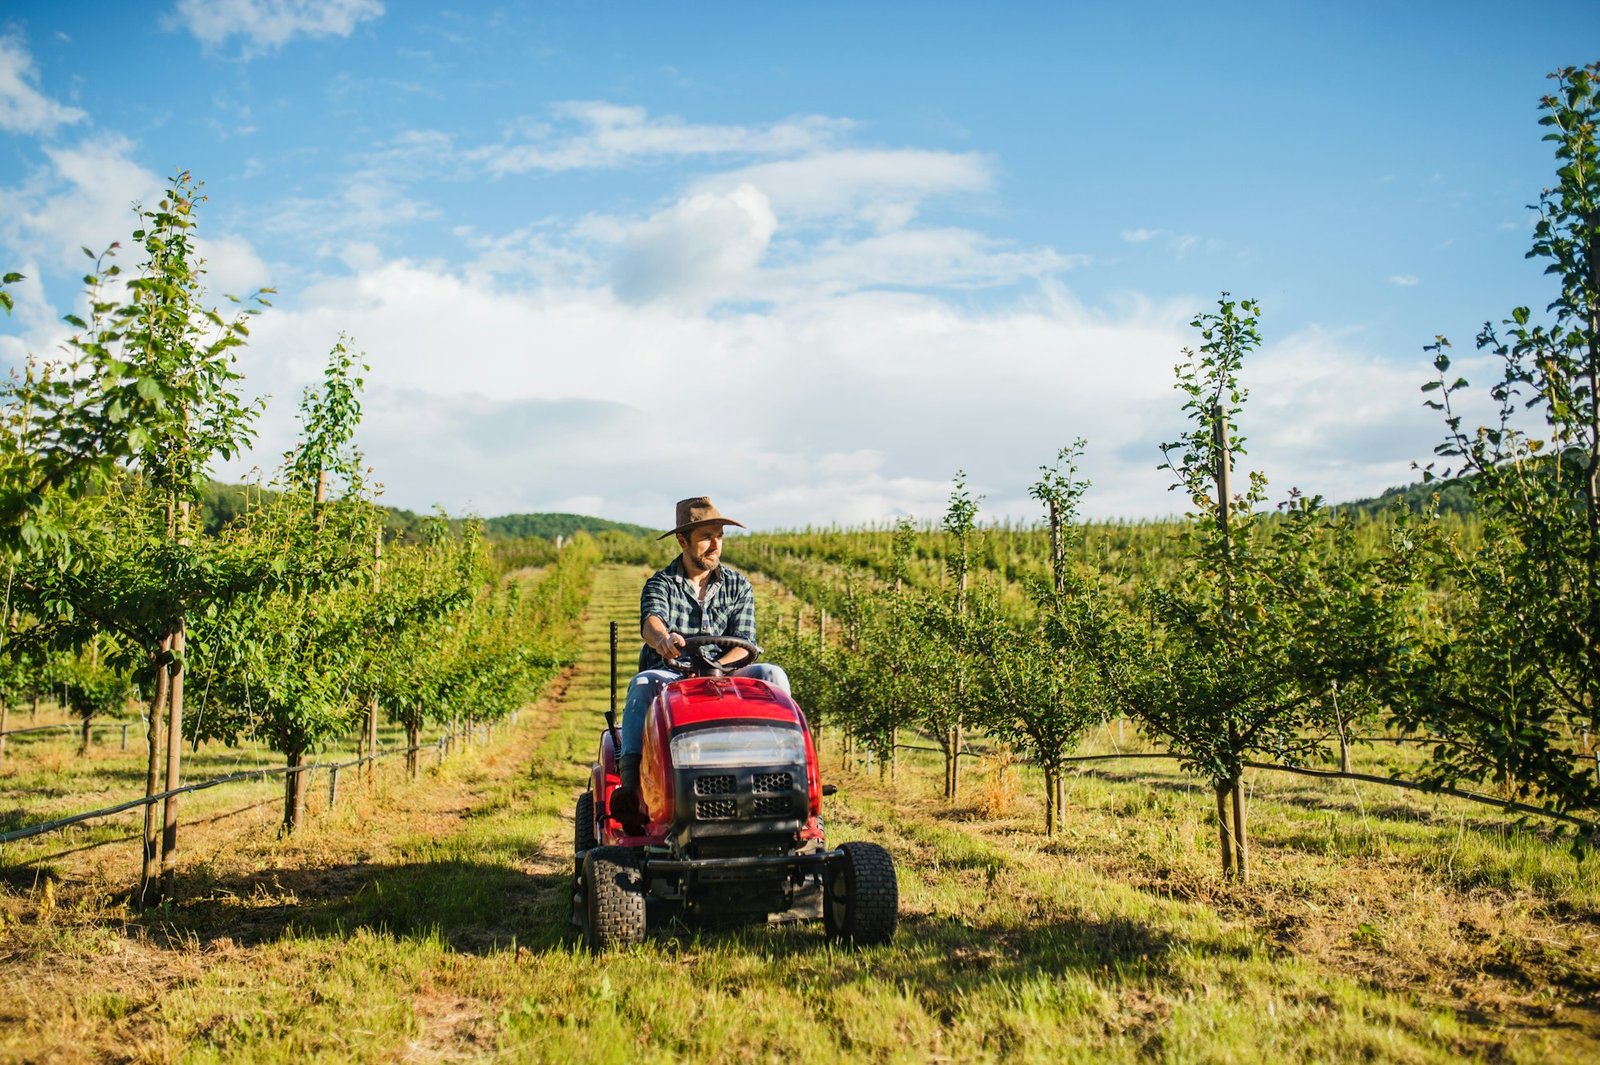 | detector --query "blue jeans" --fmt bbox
[621,663,791,756]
